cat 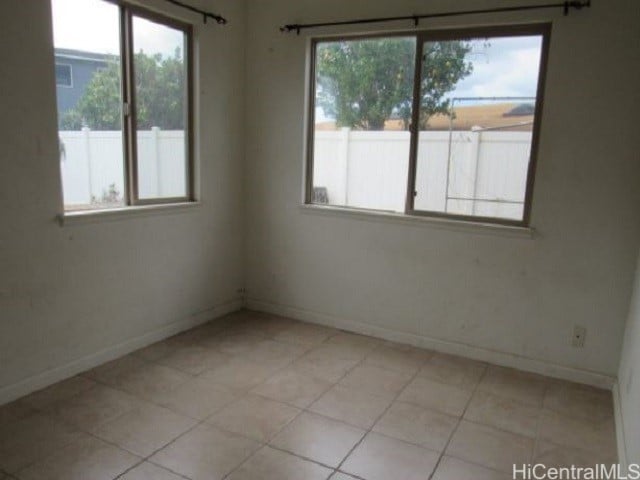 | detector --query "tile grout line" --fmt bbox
[426,364,489,480]
[530,379,552,466]
[7,403,153,479]
[8,314,602,480]
[5,329,488,479]
[132,320,344,480]
[123,333,460,479]
[112,319,339,479]
[13,317,289,480]
[218,328,381,479]
[332,347,434,477]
